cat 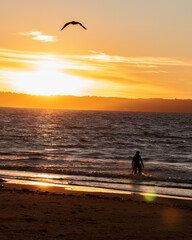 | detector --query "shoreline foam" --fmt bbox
[1,180,192,202]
